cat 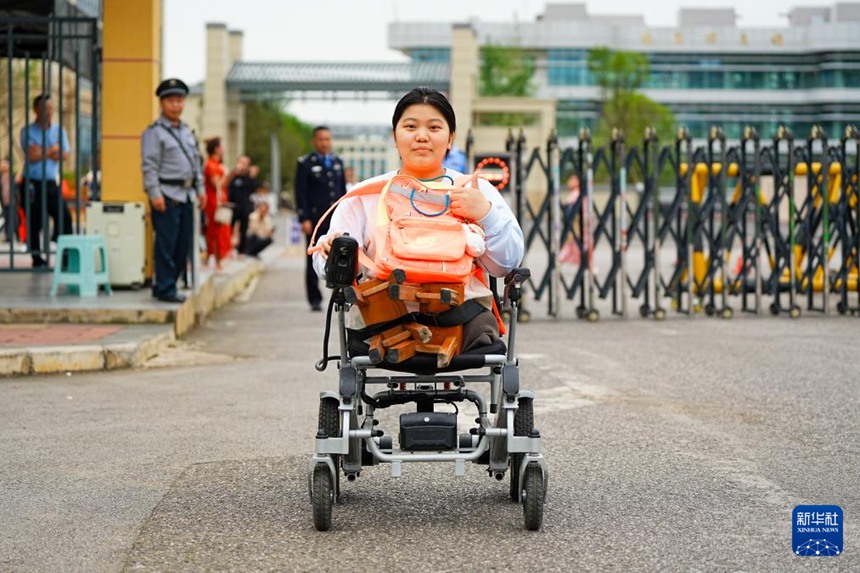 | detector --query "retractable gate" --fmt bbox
[0,14,100,271]
[506,124,860,320]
